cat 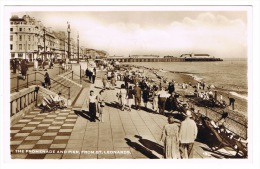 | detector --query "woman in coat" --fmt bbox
[160,116,180,159]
